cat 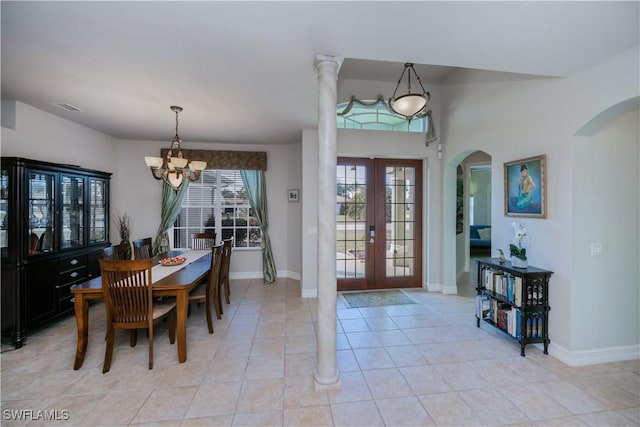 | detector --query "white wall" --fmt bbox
[441,47,639,364]
[1,101,118,172]
[287,142,302,280]
[1,102,302,280]
[572,107,639,354]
